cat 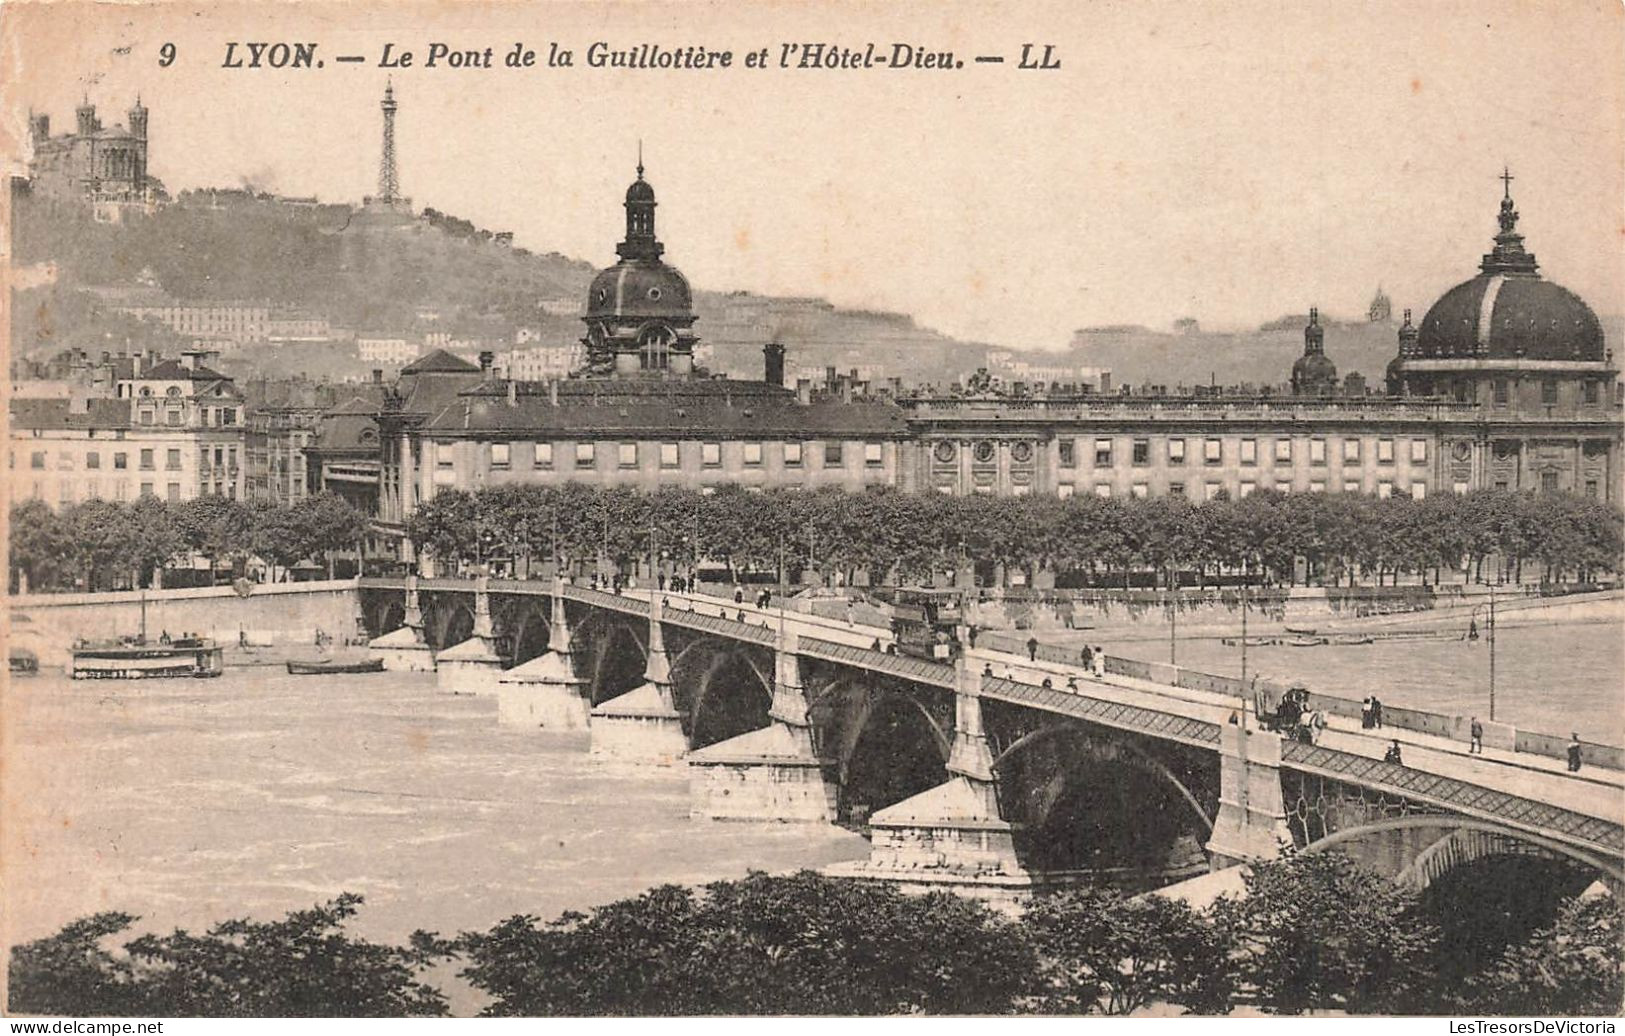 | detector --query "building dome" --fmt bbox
[1292,351,1338,387]
[1417,274,1603,362]
[625,177,656,204]
[586,260,693,321]
[1415,179,1604,362]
